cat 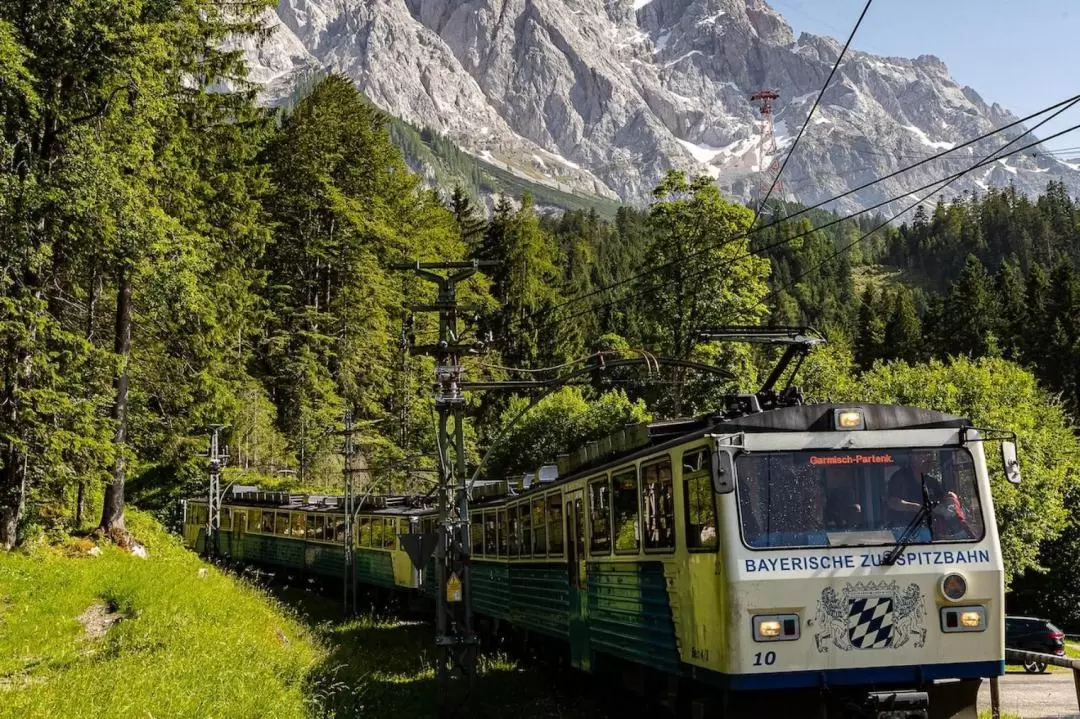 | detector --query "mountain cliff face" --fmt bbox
[246,0,1080,213]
